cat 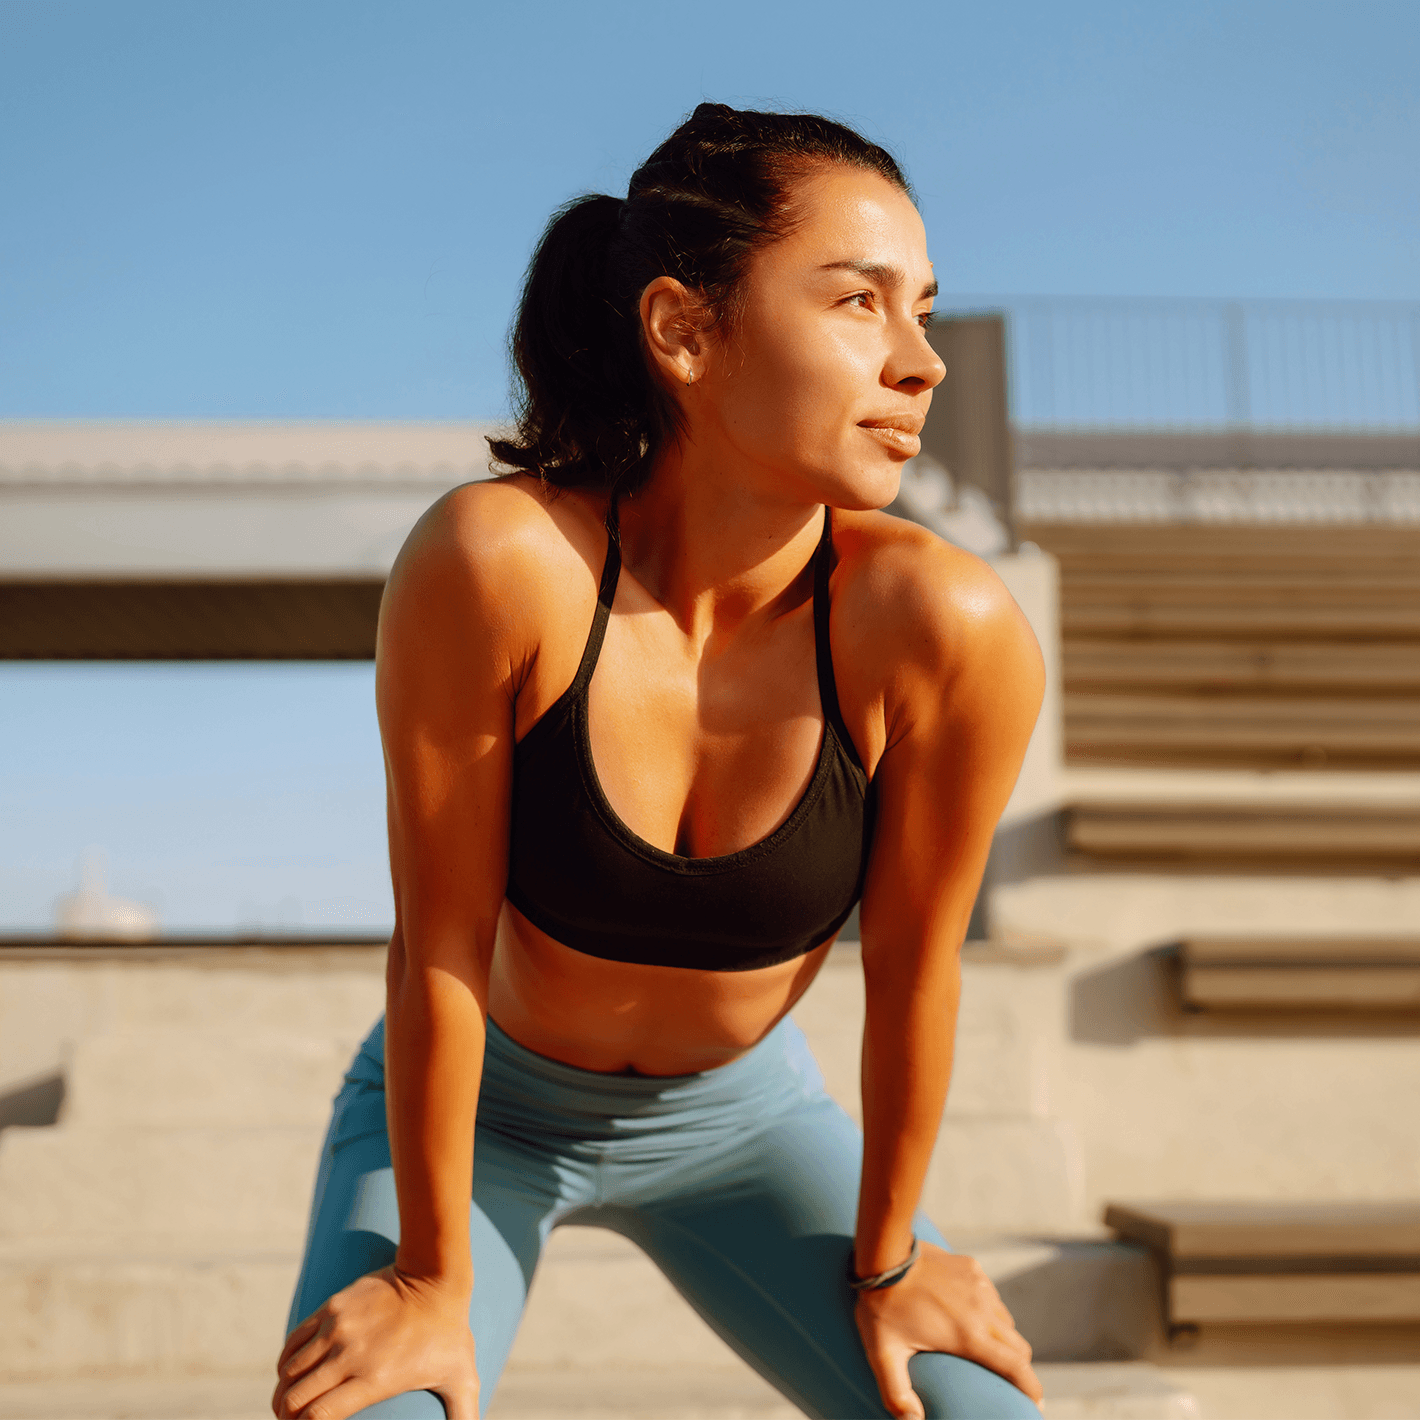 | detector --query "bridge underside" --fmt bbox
[0,420,490,658]
[0,580,385,659]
